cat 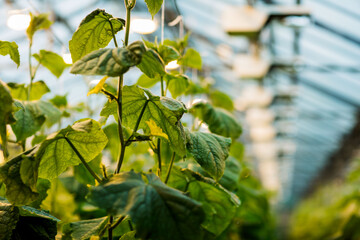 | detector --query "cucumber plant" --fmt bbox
[0,1,275,239]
